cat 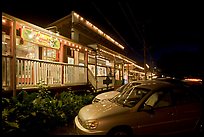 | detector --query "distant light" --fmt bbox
[184,78,202,82]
